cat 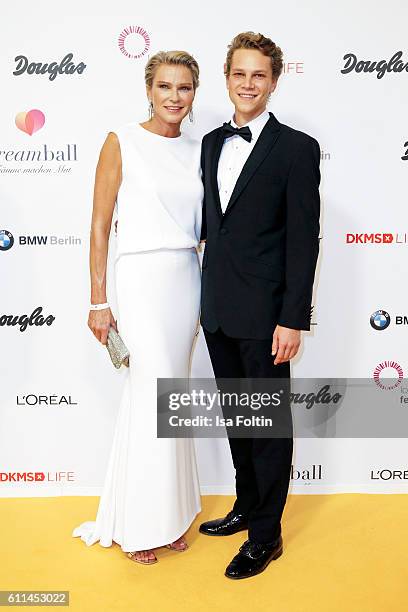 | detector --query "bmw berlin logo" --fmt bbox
[370,310,391,331]
[0,230,14,251]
